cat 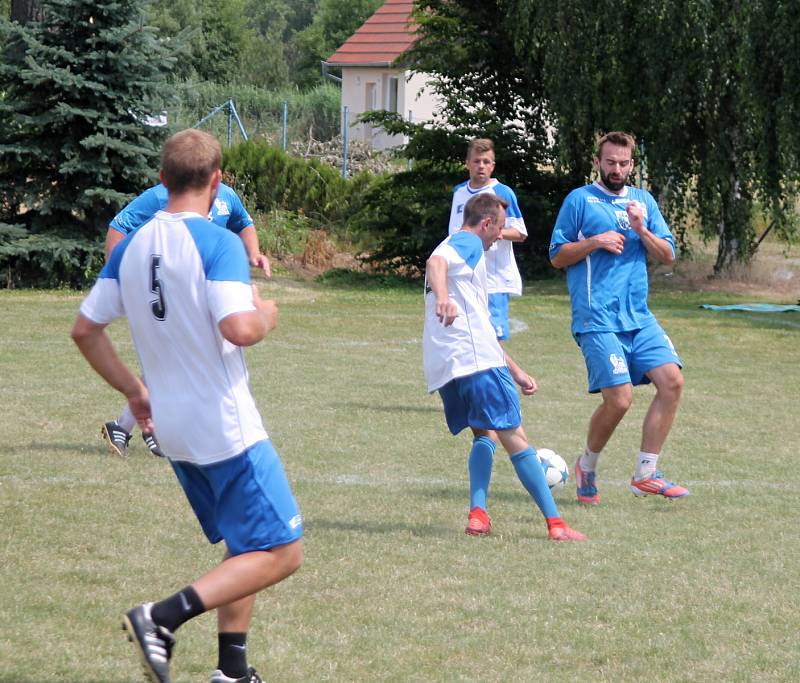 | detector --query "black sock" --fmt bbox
[218,632,248,679]
[150,586,205,632]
